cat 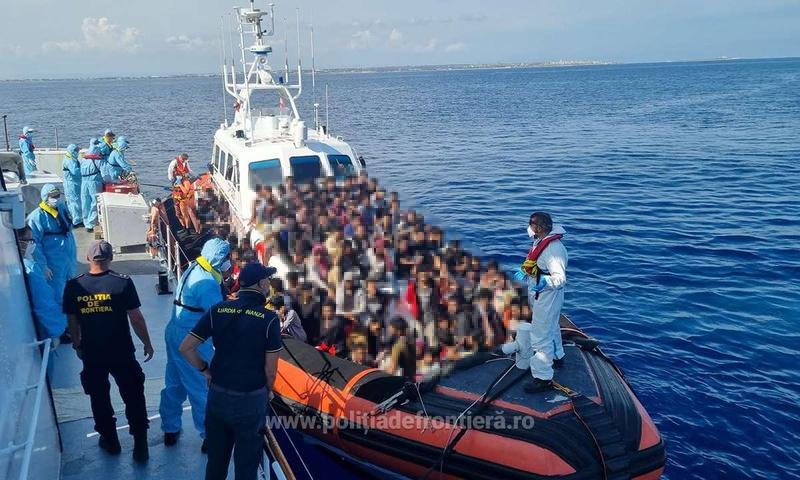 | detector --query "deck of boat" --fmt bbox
[51,227,212,479]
